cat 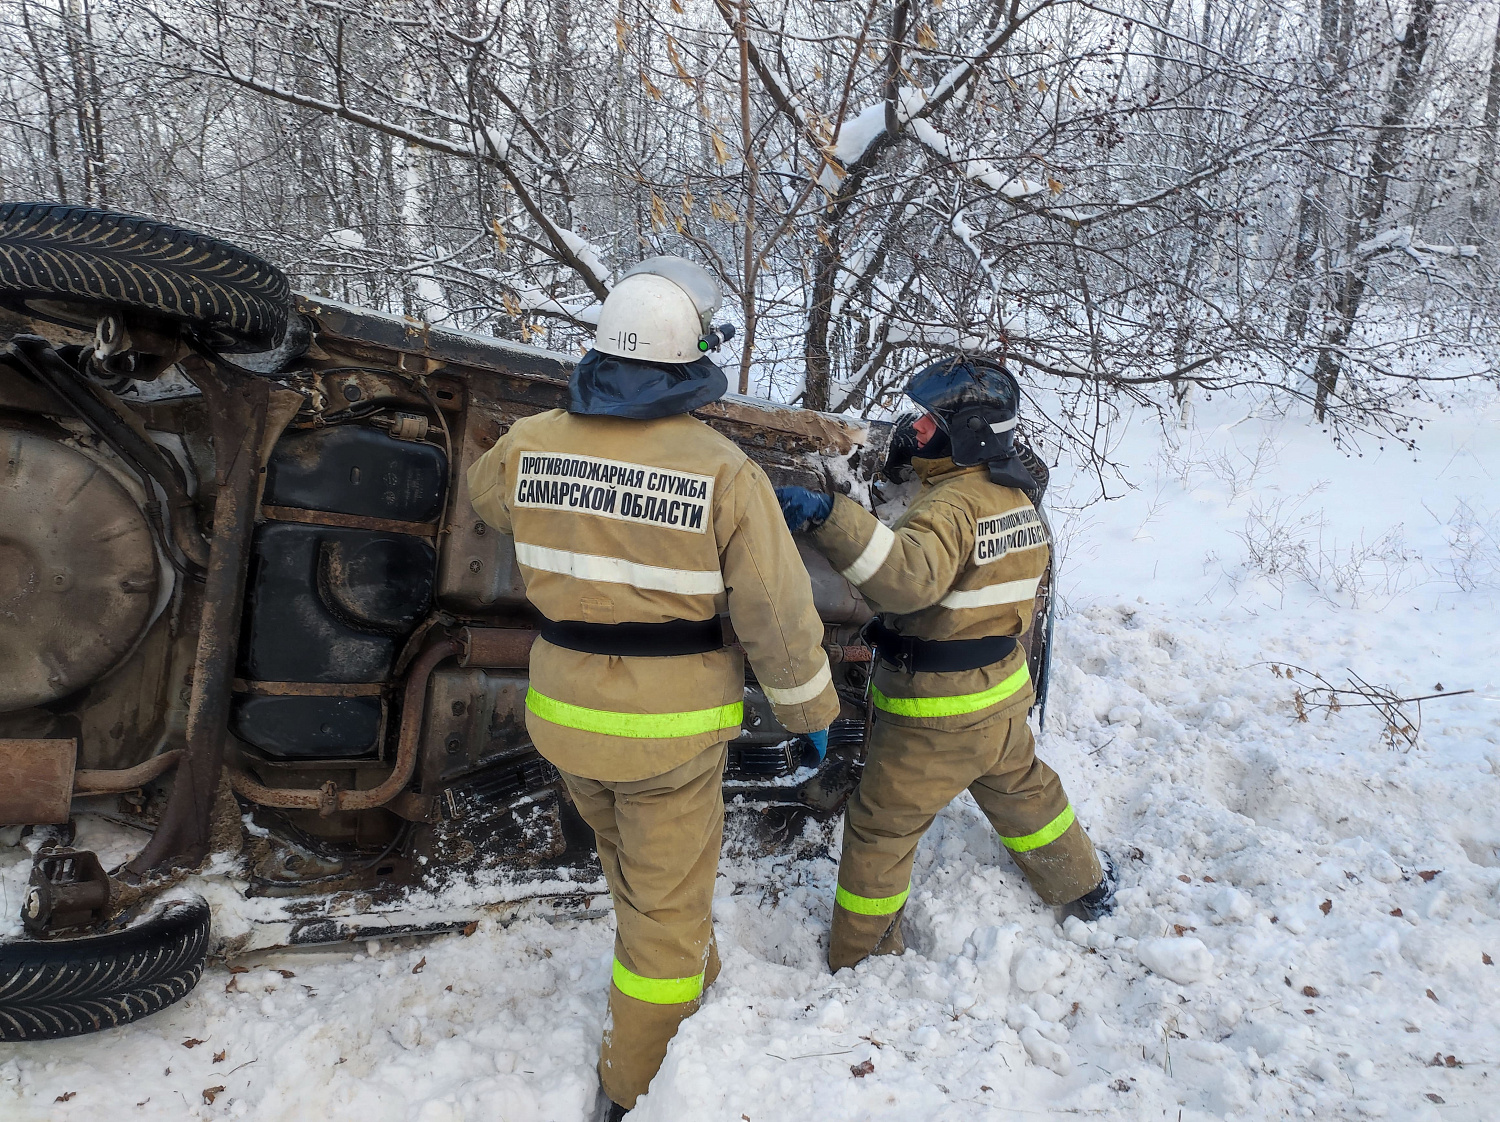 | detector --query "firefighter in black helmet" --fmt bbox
[777,356,1115,970]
